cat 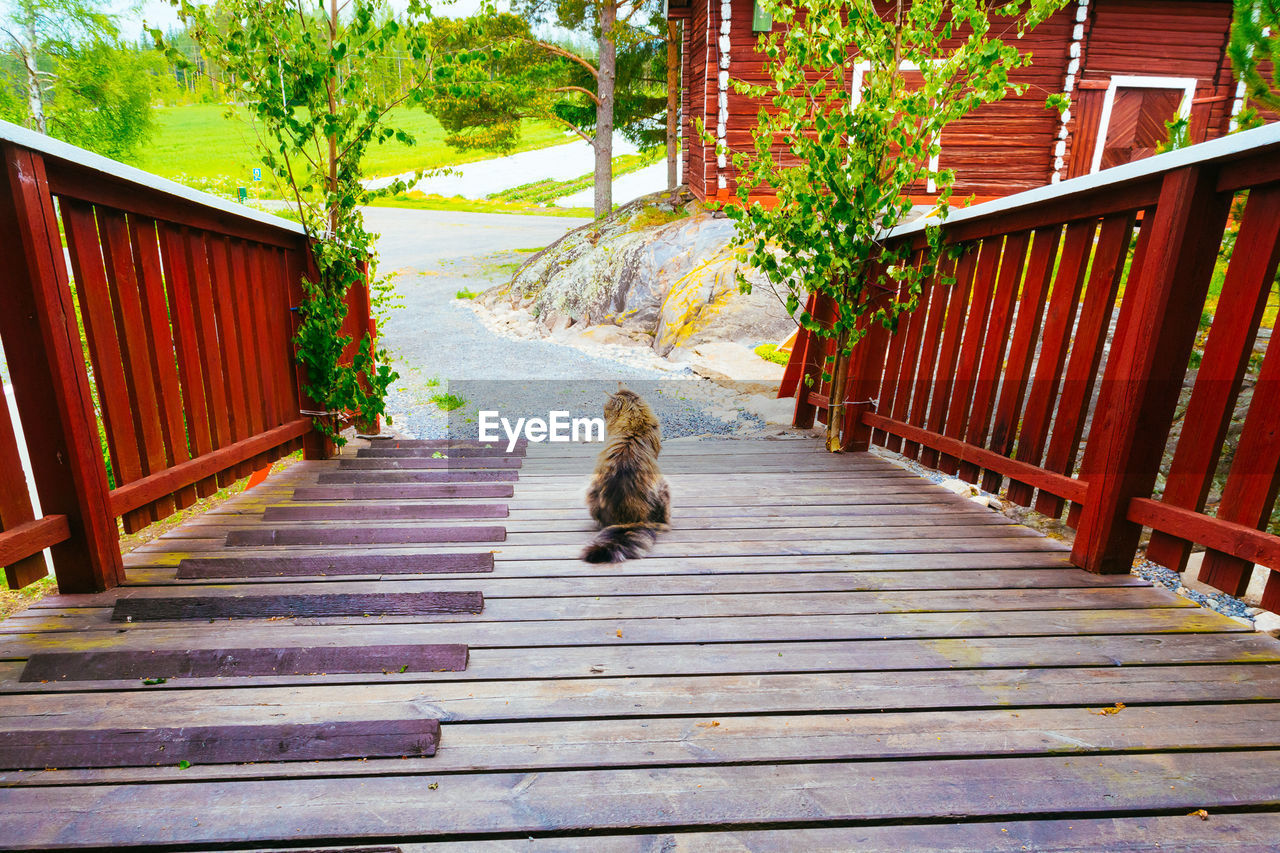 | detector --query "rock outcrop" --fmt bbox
[481,190,797,357]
